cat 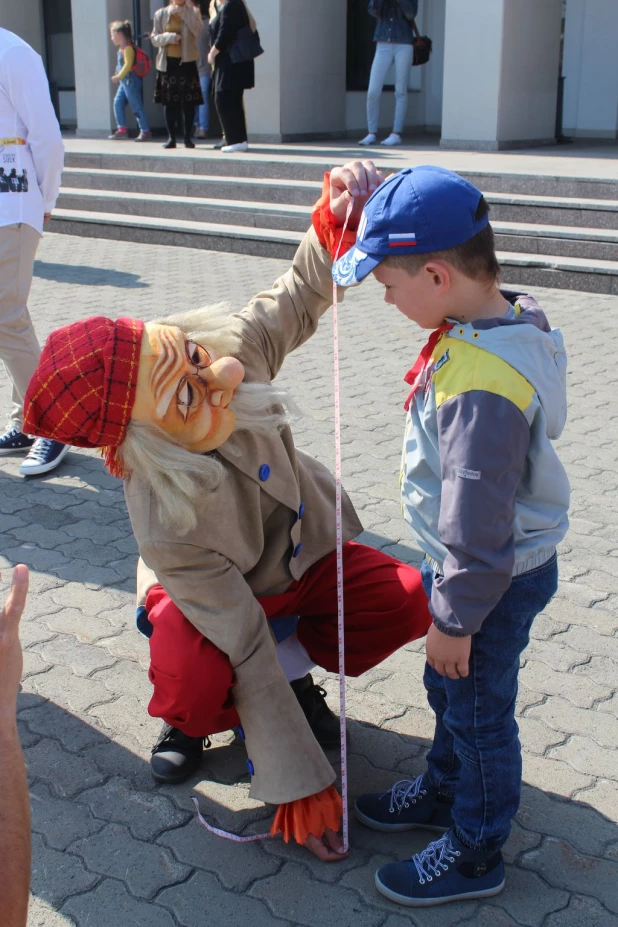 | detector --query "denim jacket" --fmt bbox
[369,0,418,45]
